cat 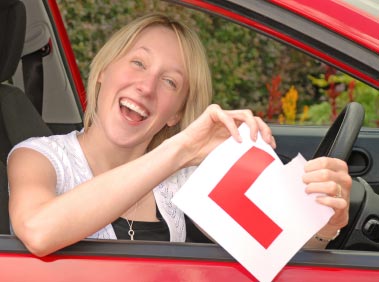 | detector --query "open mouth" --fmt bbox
[119,98,149,122]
